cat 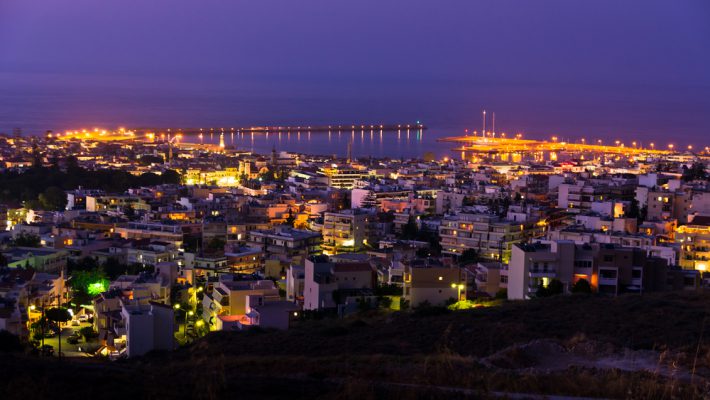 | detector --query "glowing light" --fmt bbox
[87,281,108,296]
